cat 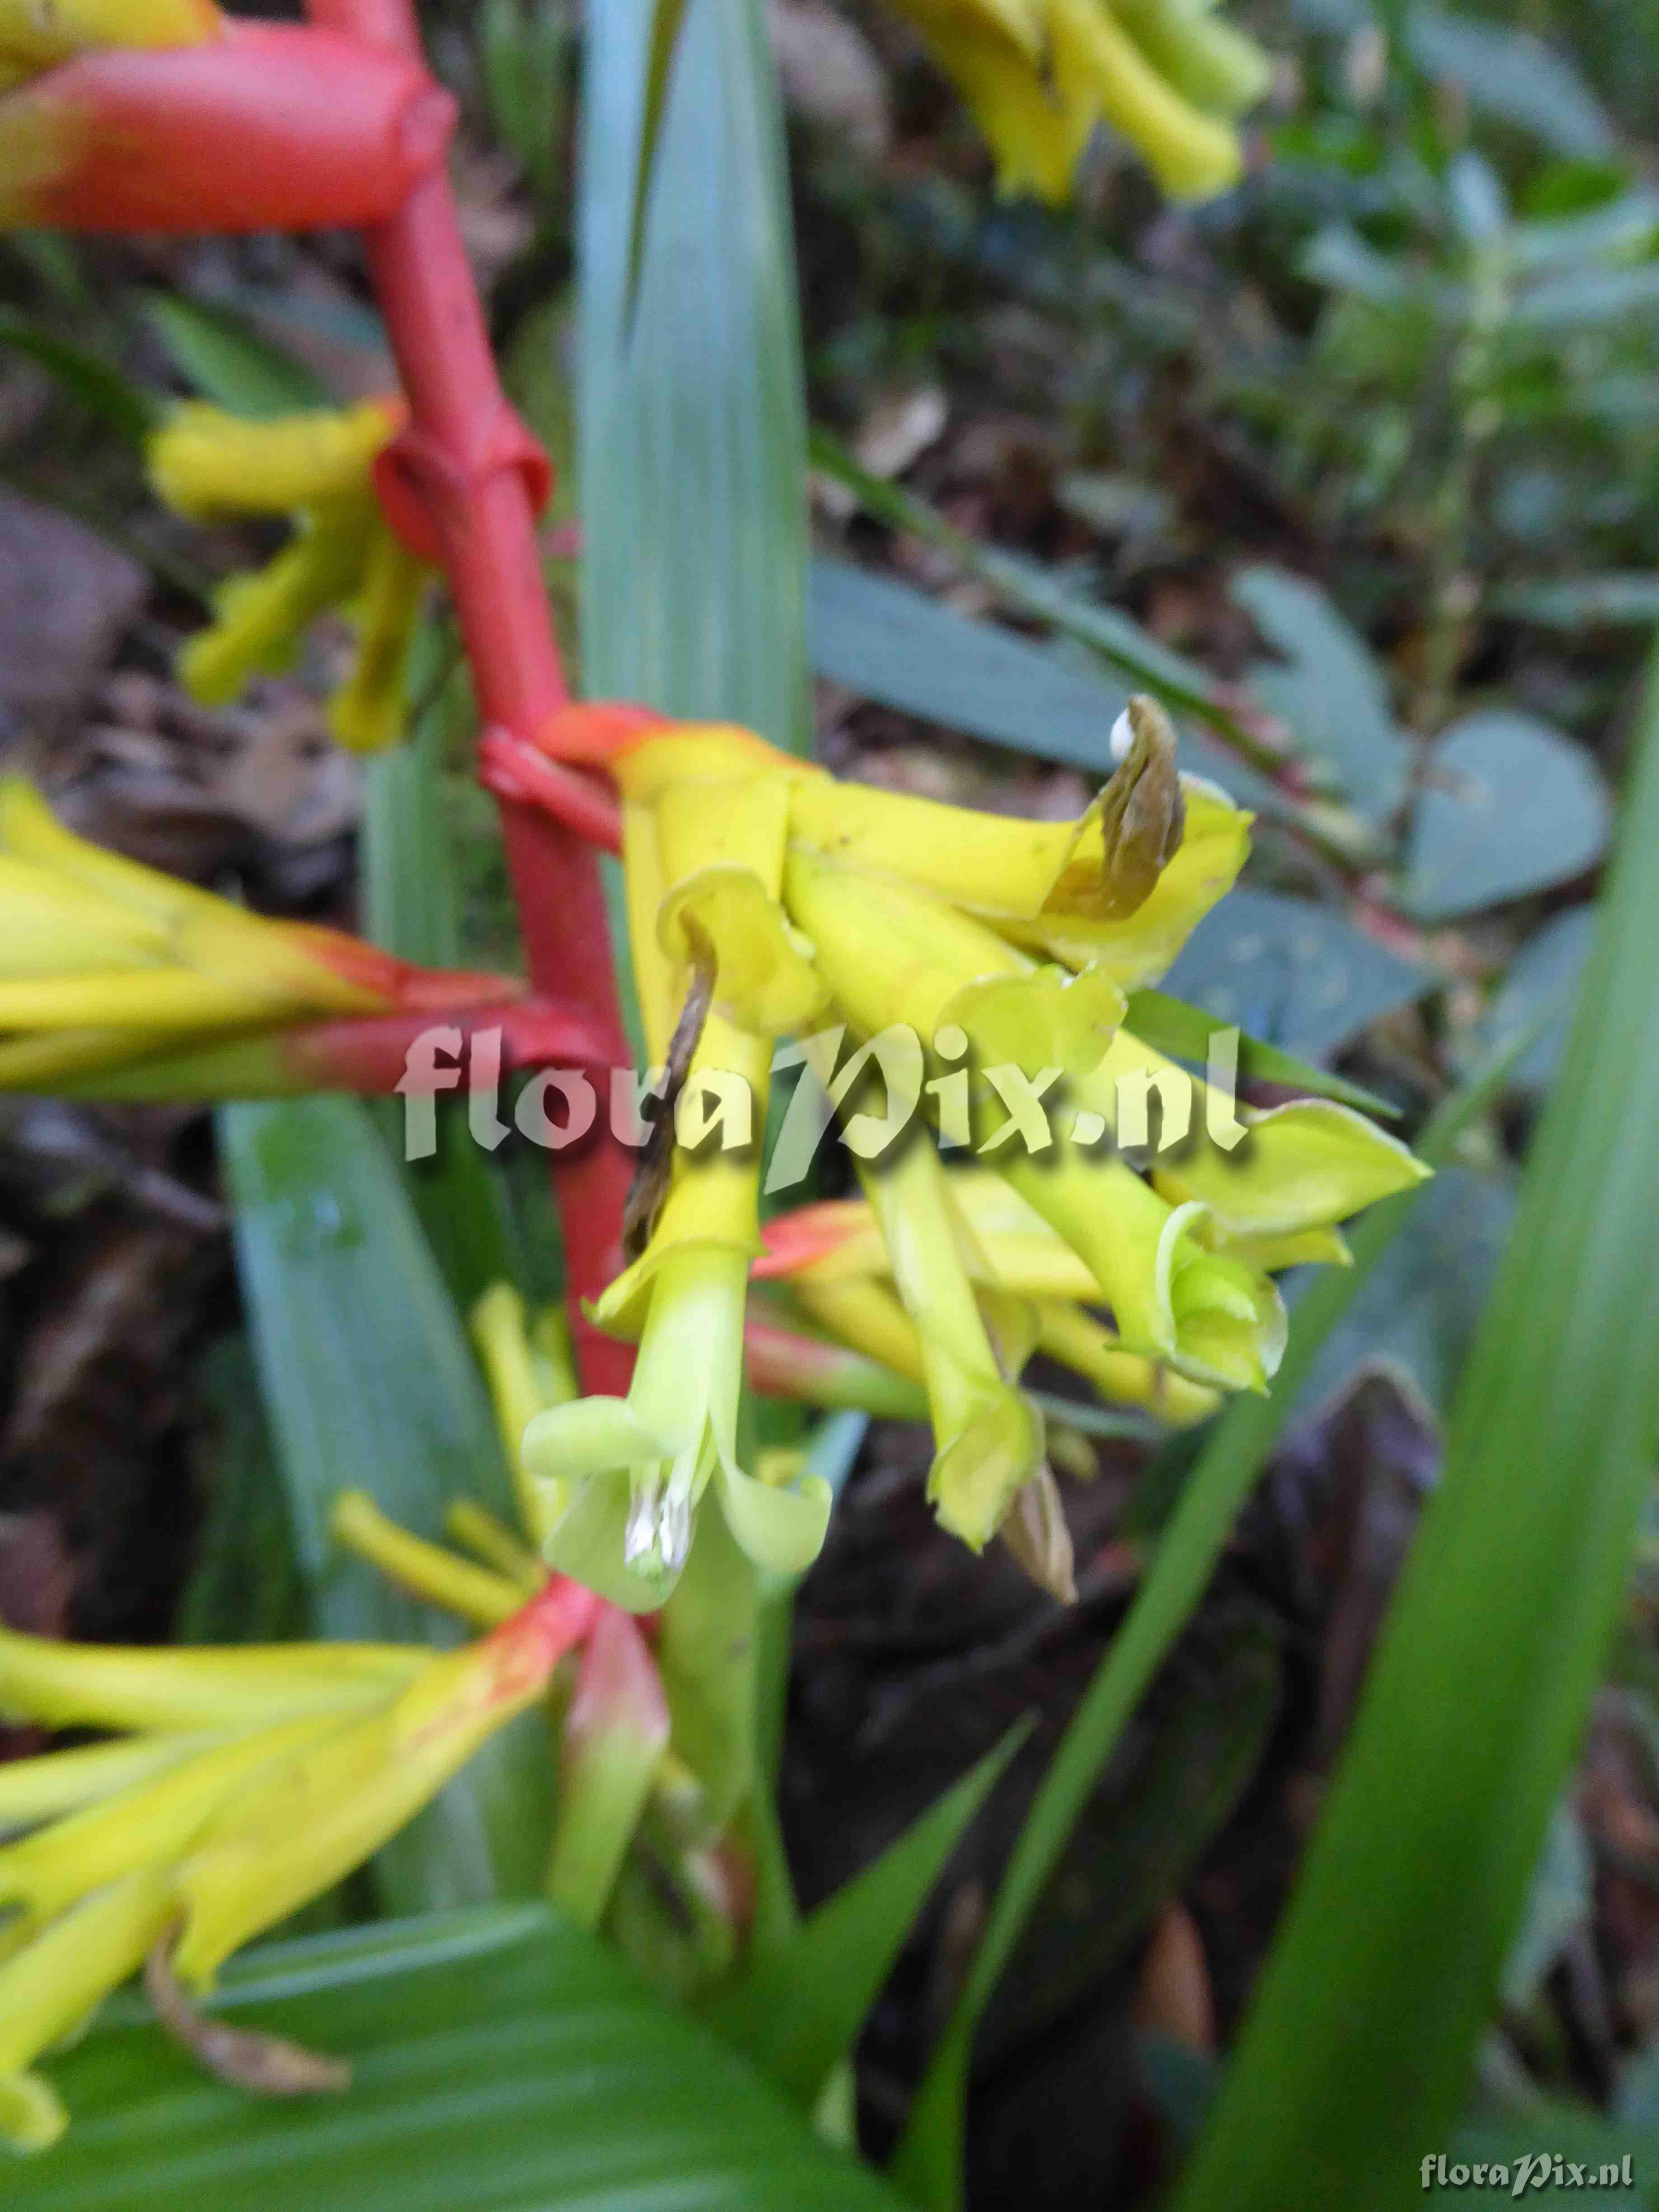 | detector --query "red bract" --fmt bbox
[306,0,637,1390]
[285,1000,614,1096]
[0,23,449,230]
